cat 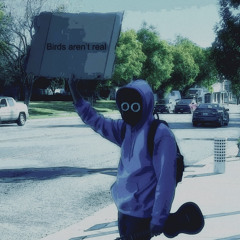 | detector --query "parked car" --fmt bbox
[154,99,176,114]
[192,103,229,127]
[0,97,29,126]
[174,98,197,113]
